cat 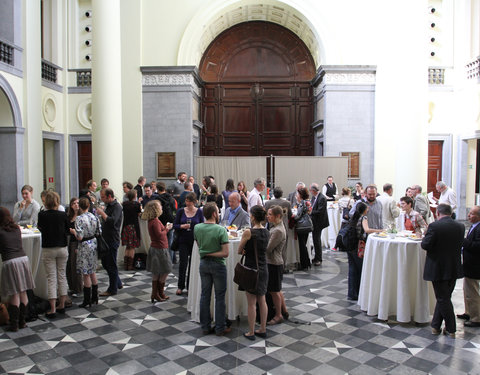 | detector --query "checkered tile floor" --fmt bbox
[1,250,479,375]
